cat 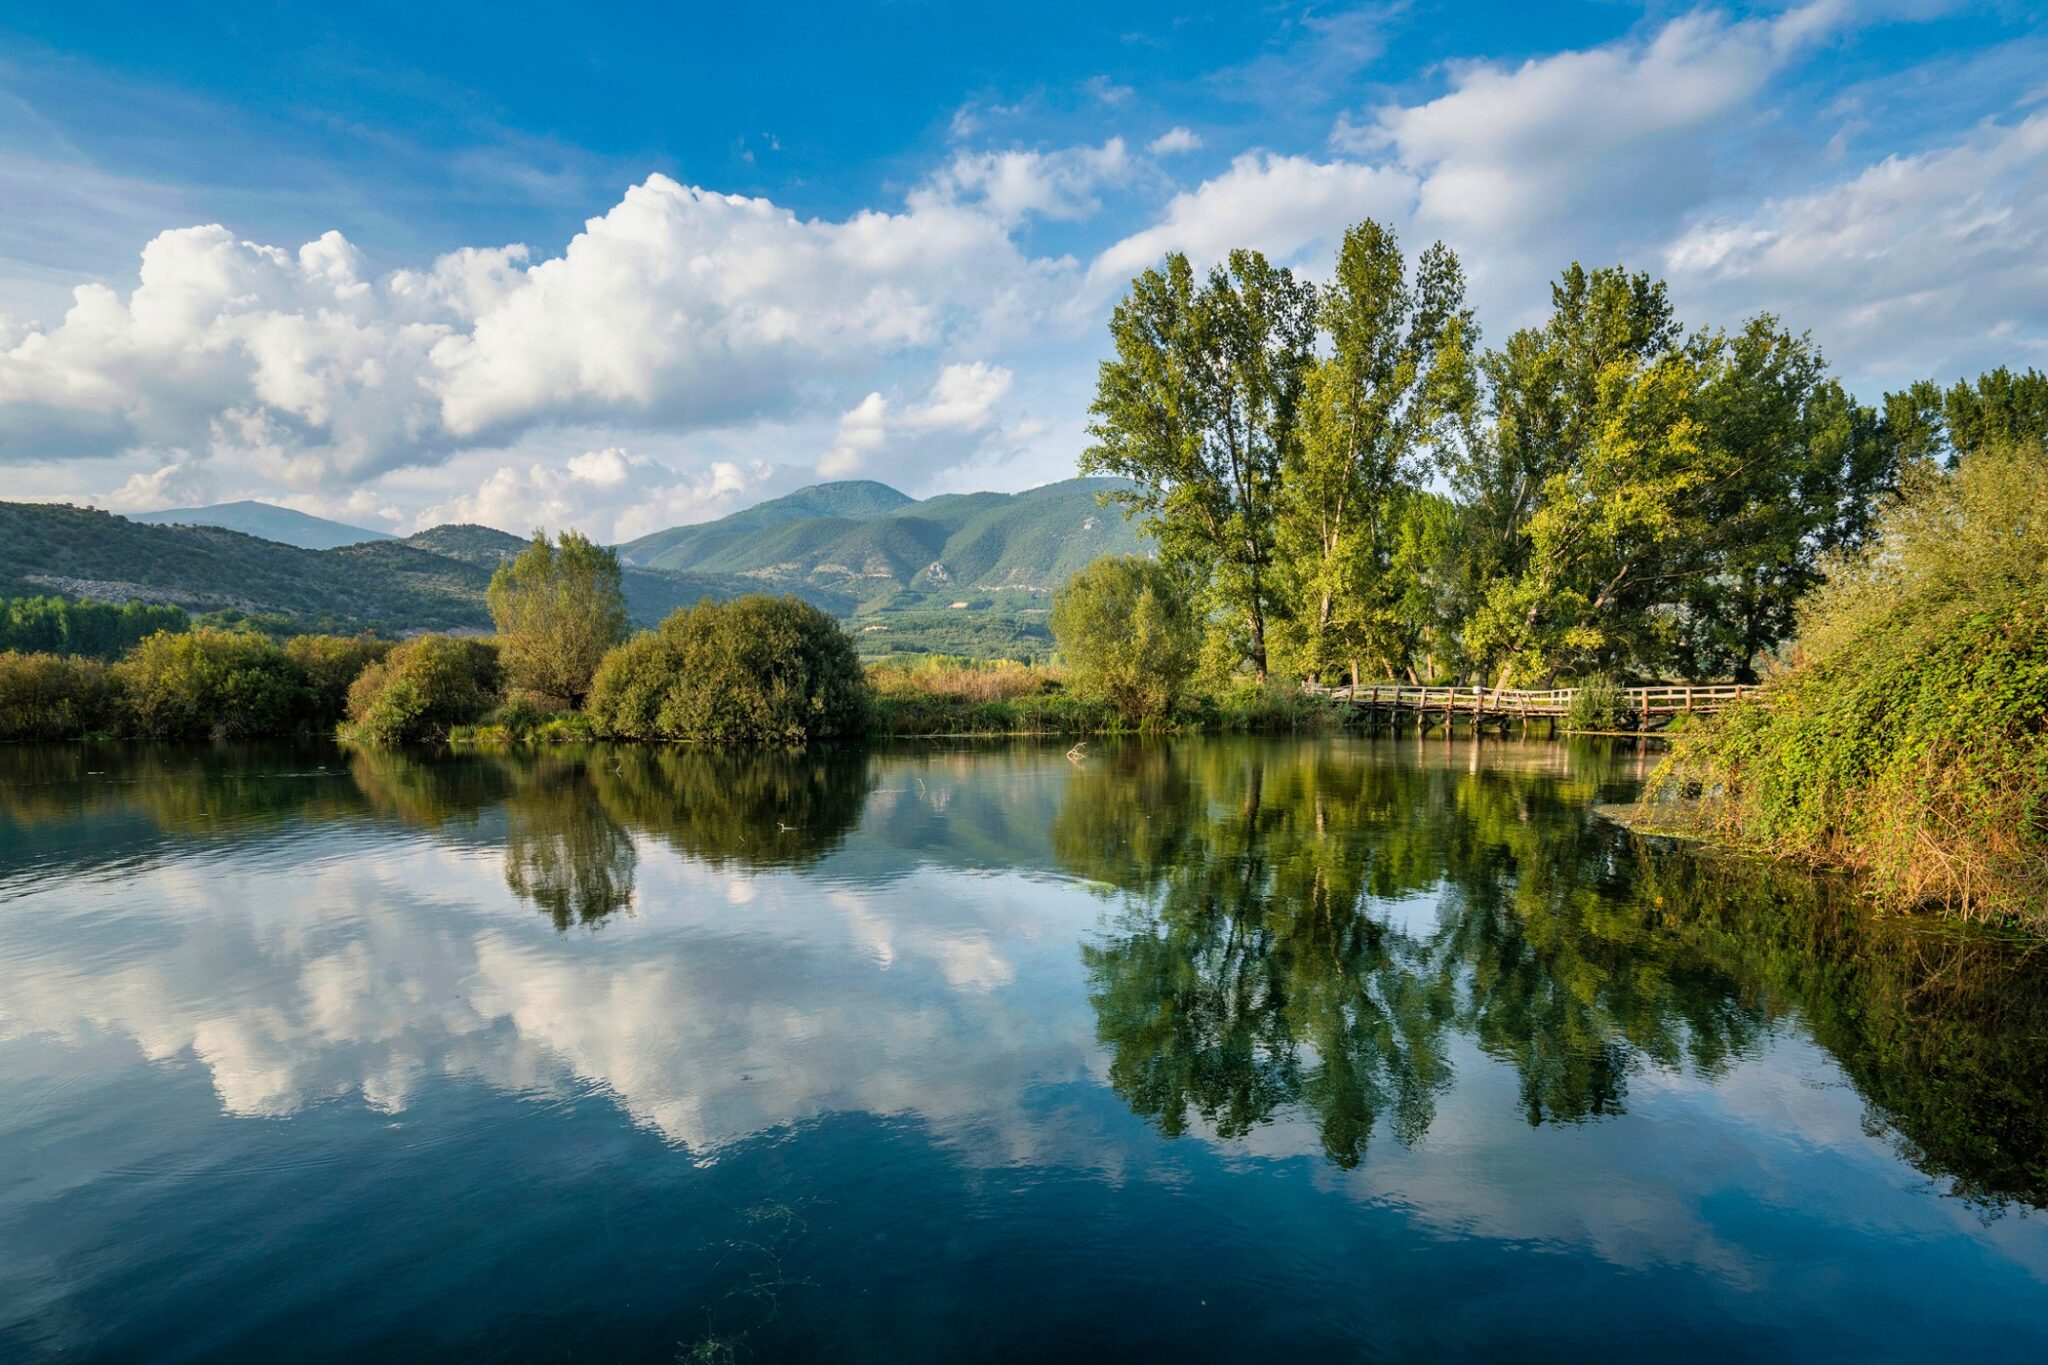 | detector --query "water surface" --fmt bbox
[2,738,2045,1361]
